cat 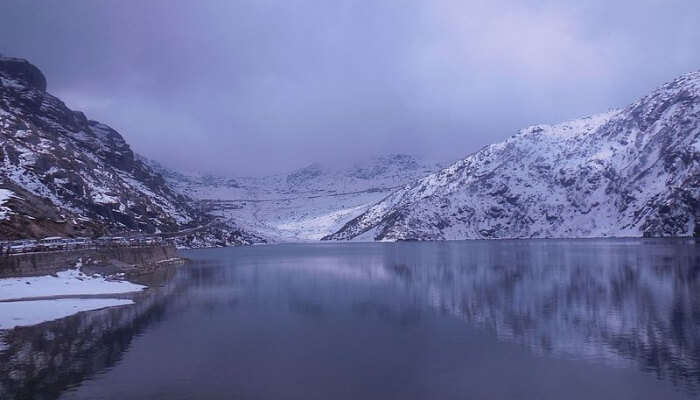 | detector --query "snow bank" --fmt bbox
[0,267,145,331]
[0,188,15,220]
[0,298,133,330]
[0,268,146,301]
